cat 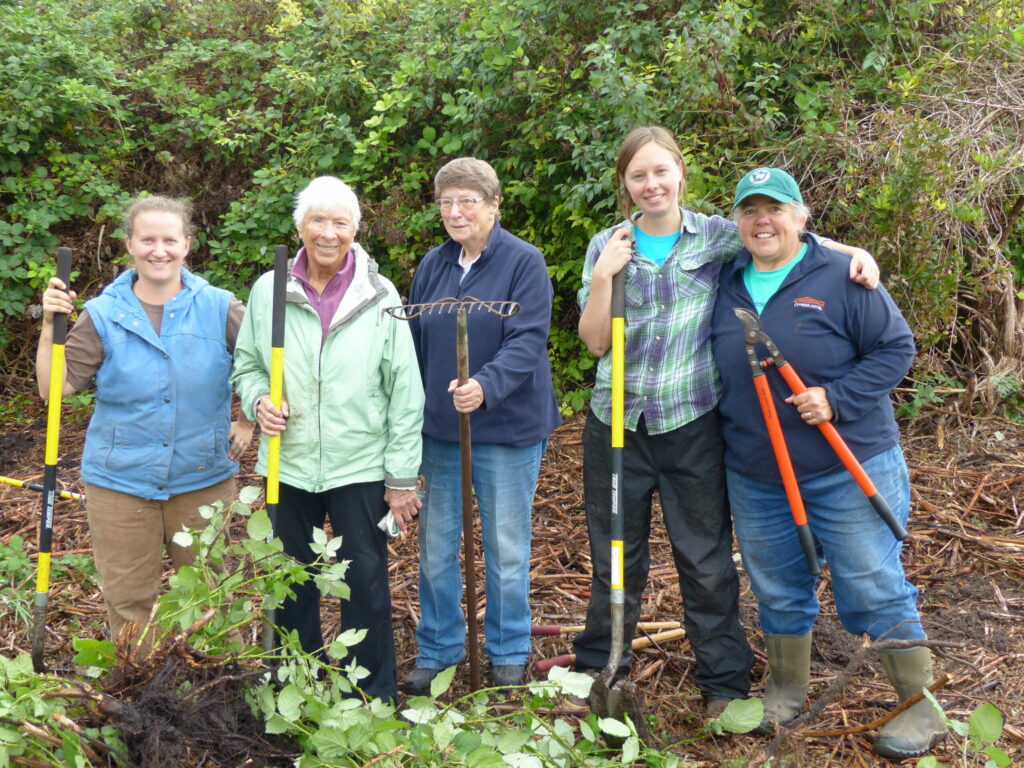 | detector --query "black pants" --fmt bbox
[275,480,397,702]
[572,409,753,700]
